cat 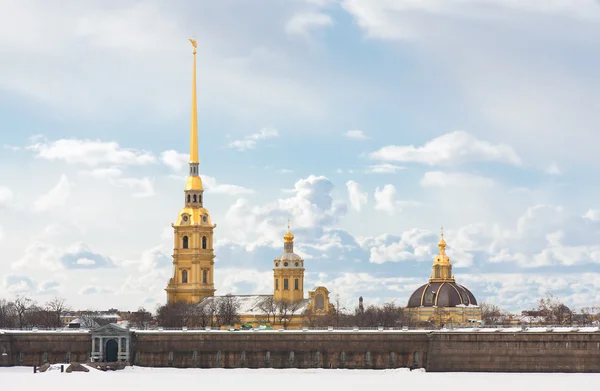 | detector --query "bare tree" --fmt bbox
[13,295,34,328]
[480,302,506,325]
[275,299,303,328]
[45,297,70,328]
[538,294,573,325]
[0,299,17,328]
[215,294,240,327]
[258,296,277,325]
[129,307,153,329]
